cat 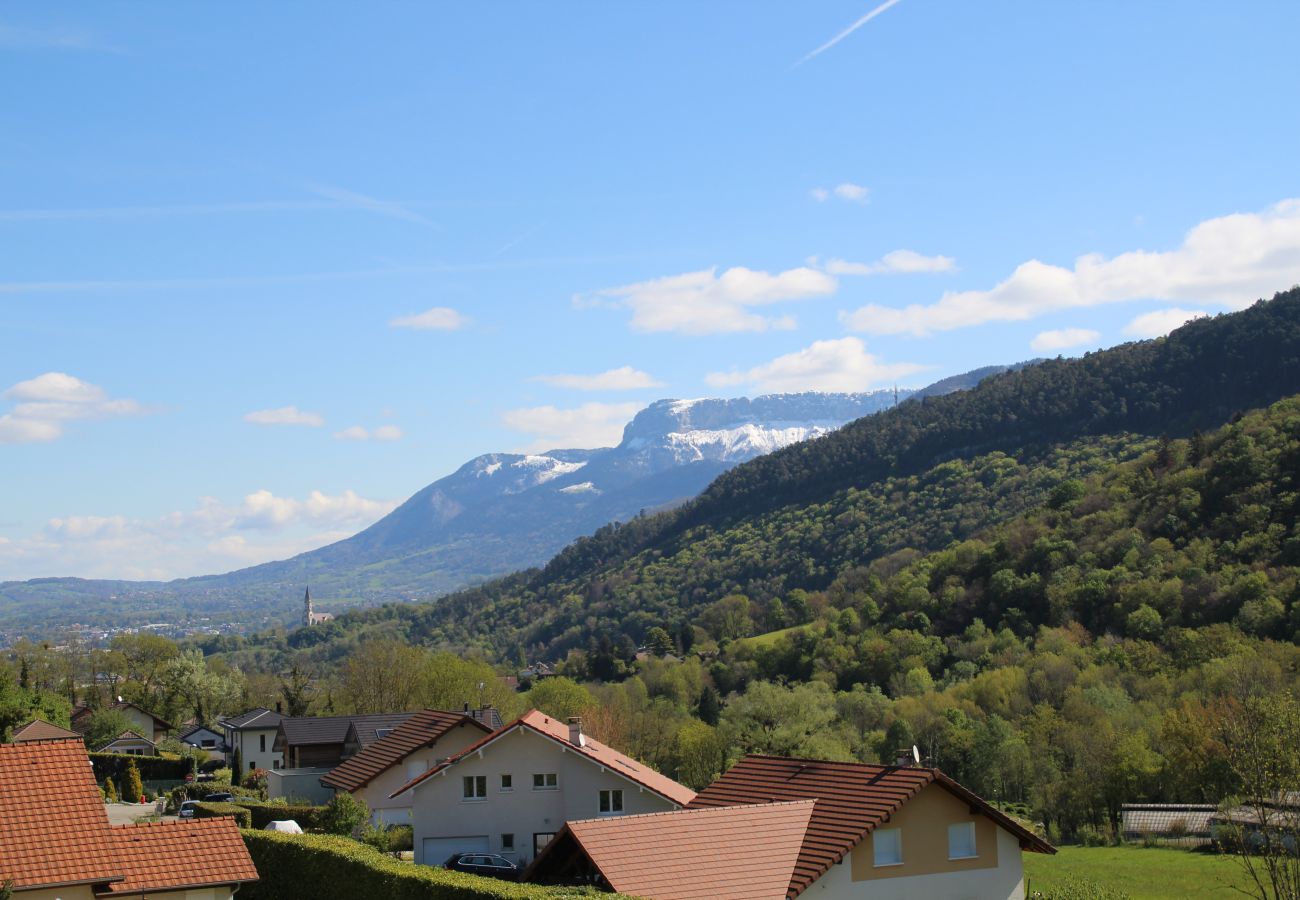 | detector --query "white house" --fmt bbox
[95,730,157,756]
[391,709,696,867]
[219,707,284,774]
[320,709,493,824]
[526,754,1055,900]
[178,724,228,762]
